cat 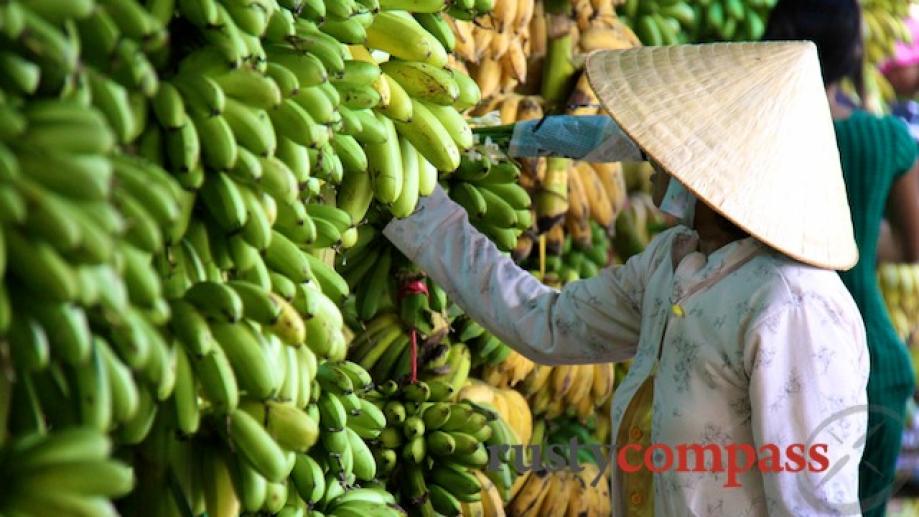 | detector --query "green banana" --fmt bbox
[365,11,447,66]
[184,280,245,322]
[269,98,330,148]
[394,99,460,172]
[228,408,288,483]
[330,134,368,174]
[365,113,403,204]
[260,155,301,204]
[267,48,328,87]
[276,137,312,184]
[266,62,301,98]
[380,60,459,105]
[317,390,348,431]
[173,345,200,435]
[293,85,336,124]
[6,230,78,303]
[351,108,388,144]
[223,98,277,156]
[291,453,325,505]
[390,136,420,218]
[191,112,239,170]
[193,345,239,414]
[450,182,487,218]
[166,117,201,172]
[212,322,278,400]
[228,280,283,324]
[200,172,248,232]
[429,483,463,515]
[318,16,367,44]
[450,68,481,112]
[265,230,313,283]
[423,101,473,150]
